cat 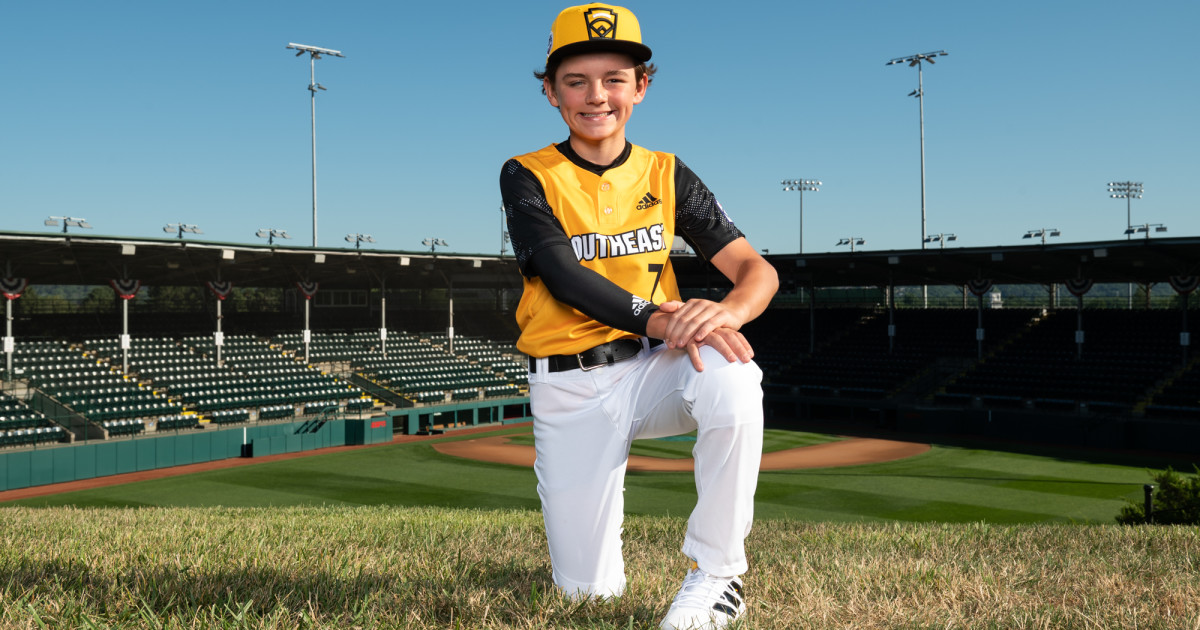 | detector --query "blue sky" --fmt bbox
[2,1,1196,257]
